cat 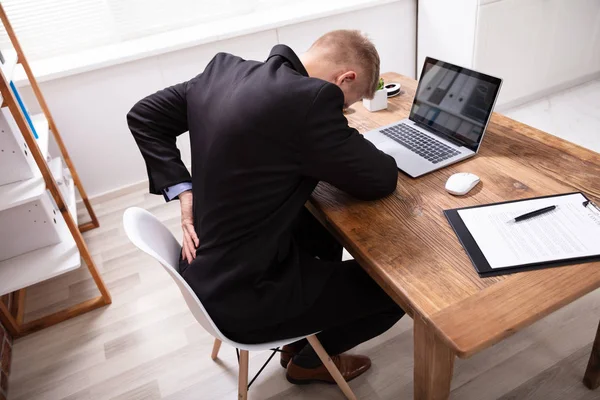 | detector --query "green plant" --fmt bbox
[377,77,384,91]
